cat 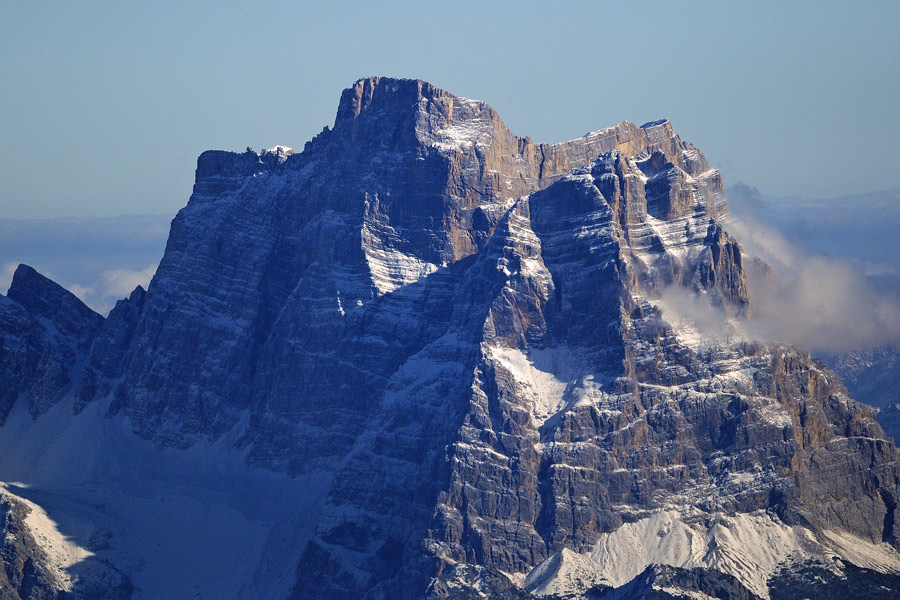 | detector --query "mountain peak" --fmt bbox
[3,80,899,600]
[6,264,102,338]
[641,118,670,129]
[335,76,457,124]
